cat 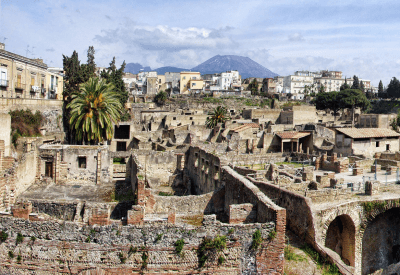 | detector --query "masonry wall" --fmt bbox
[13,150,37,198]
[0,216,276,274]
